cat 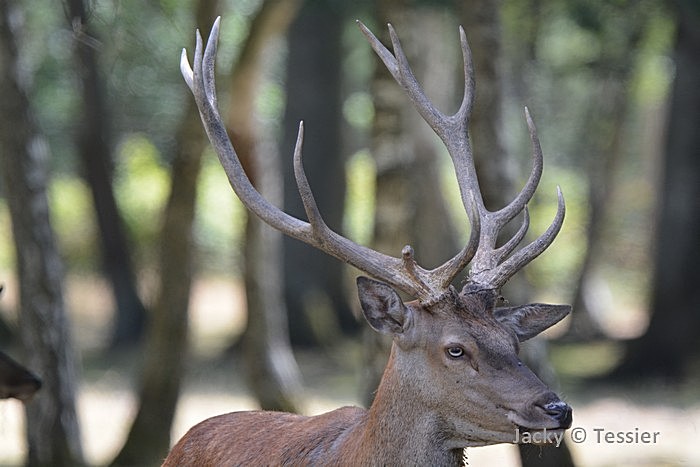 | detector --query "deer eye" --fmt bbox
[446,346,465,359]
